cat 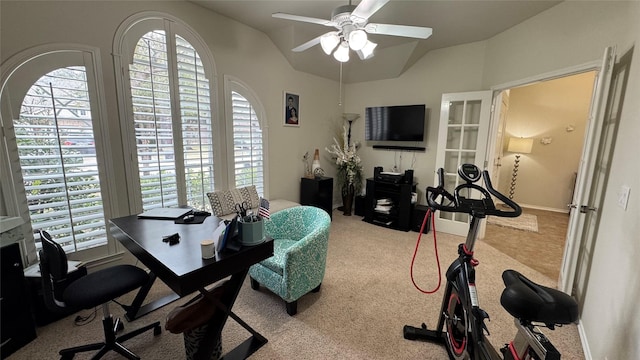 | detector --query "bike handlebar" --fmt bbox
[427,167,522,218]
